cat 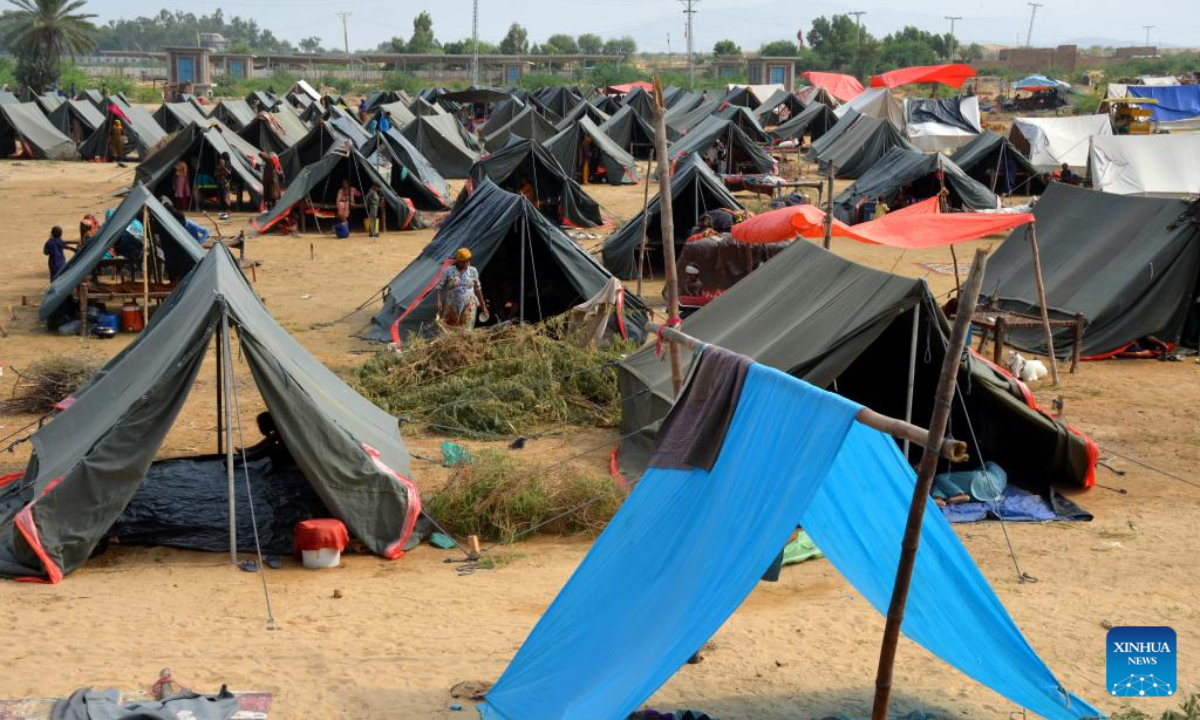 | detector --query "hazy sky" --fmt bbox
[83,0,1199,53]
